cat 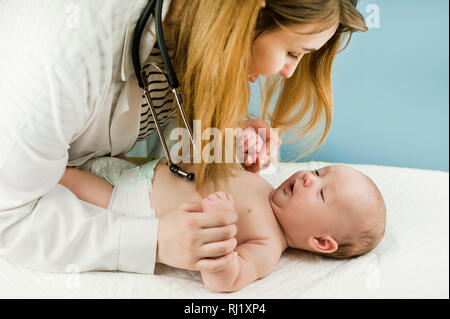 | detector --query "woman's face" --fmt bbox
[247,21,339,82]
